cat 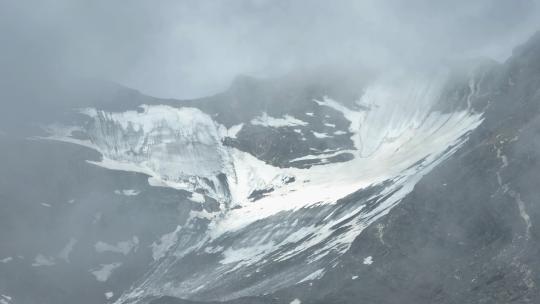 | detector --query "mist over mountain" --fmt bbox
[2,1,540,304]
